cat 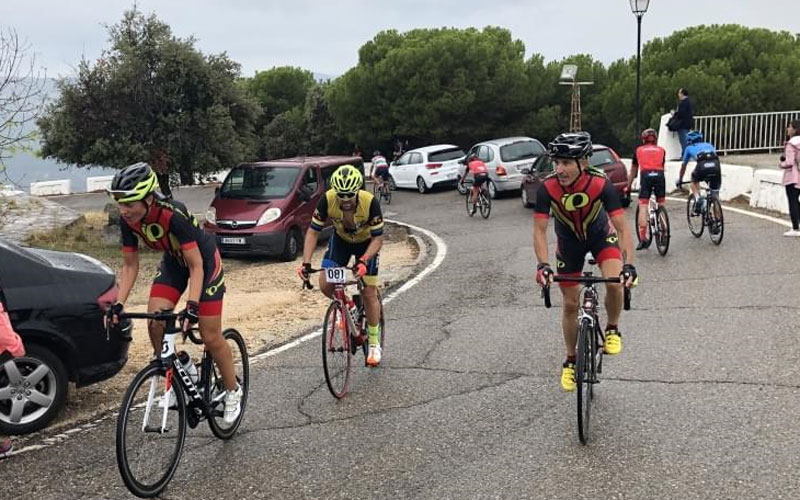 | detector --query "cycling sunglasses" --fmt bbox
[106,189,138,202]
[336,191,357,200]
